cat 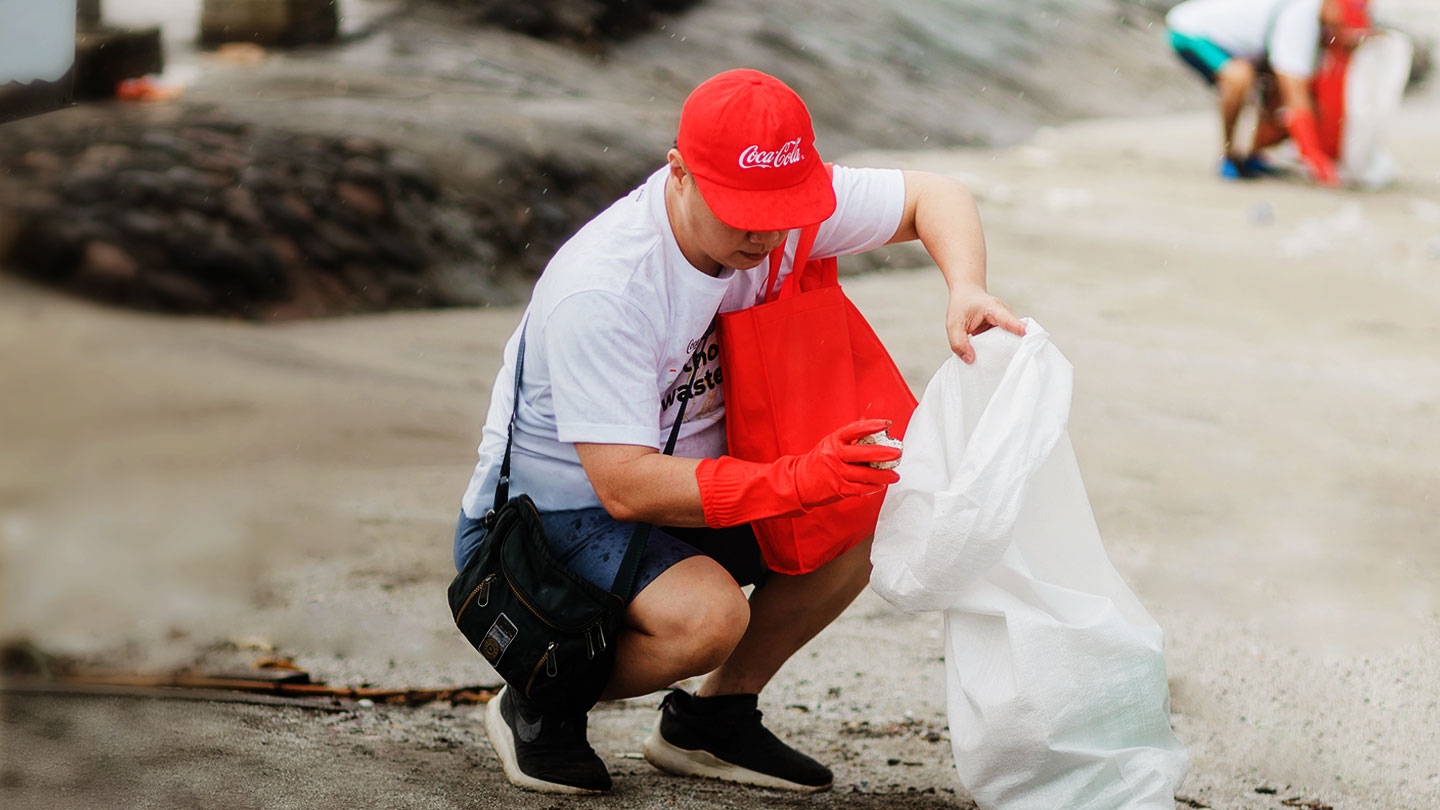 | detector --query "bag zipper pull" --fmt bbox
[595,624,606,652]
[545,642,558,677]
[478,574,494,607]
[585,628,595,660]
